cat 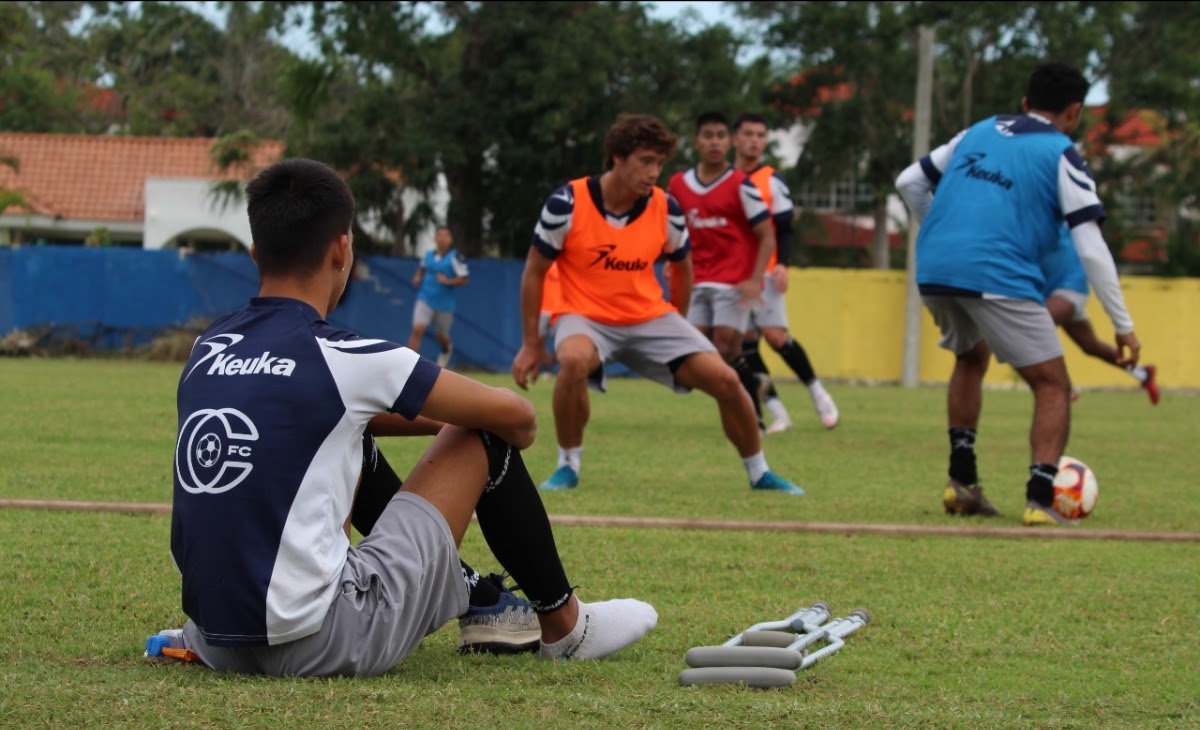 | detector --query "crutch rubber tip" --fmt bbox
[685,646,803,670]
[851,608,871,623]
[741,630,803,648]
[679,666,797,688]
[812,601,830,613]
